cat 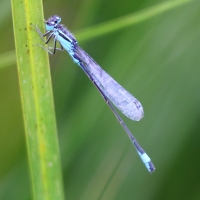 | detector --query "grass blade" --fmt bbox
[76,0,193,41]
[11,0,65,199]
